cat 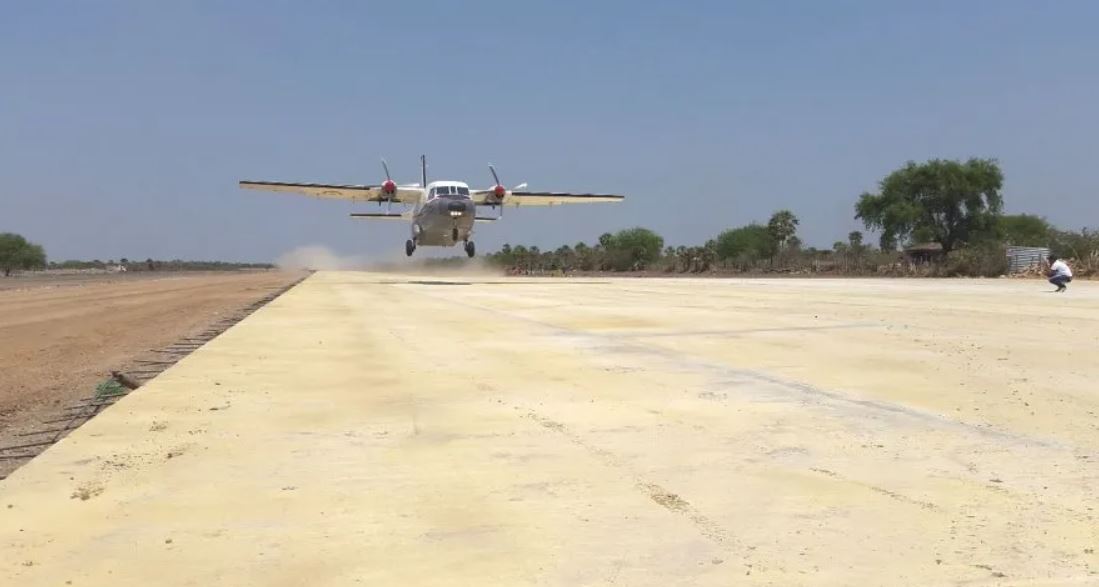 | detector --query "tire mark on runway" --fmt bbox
[521,409,744,557]
[809,467,939,511]
[404,285,1061,451]
[610,322,876,339]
